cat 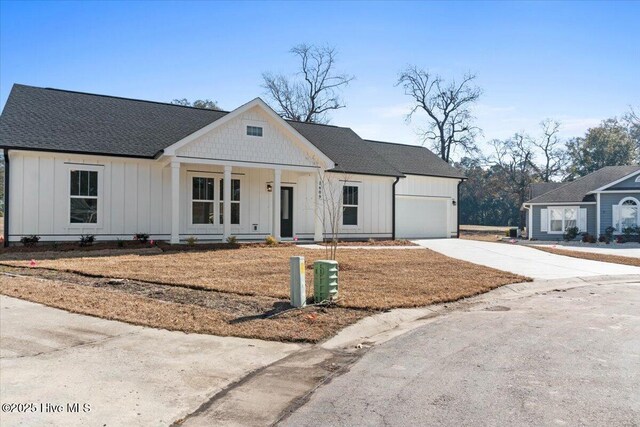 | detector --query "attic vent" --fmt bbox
[247,126,263,137]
